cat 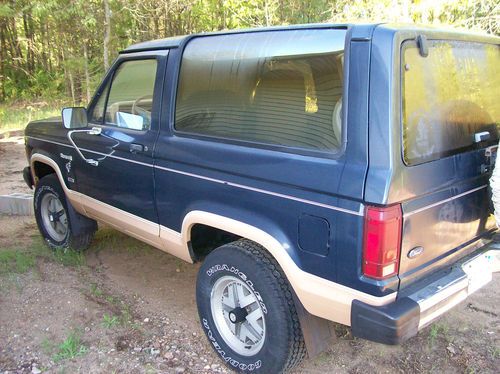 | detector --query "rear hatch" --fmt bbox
[398,37,499,286]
